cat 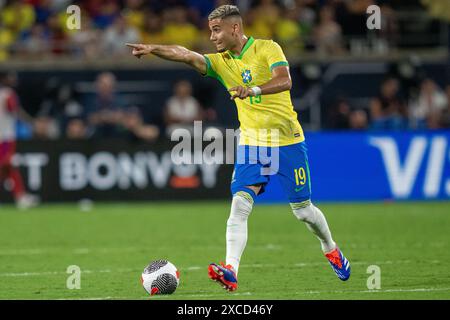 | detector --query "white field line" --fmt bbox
[0,245,252,256]
[54,287,450,300]
[56,292,254,300]
[0,247,142,256]
[0,242,446,256]
[152,287,450,298]
[0,260,439,278]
